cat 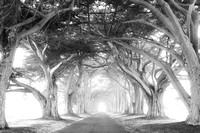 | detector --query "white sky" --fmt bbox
[13,48,29,68]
